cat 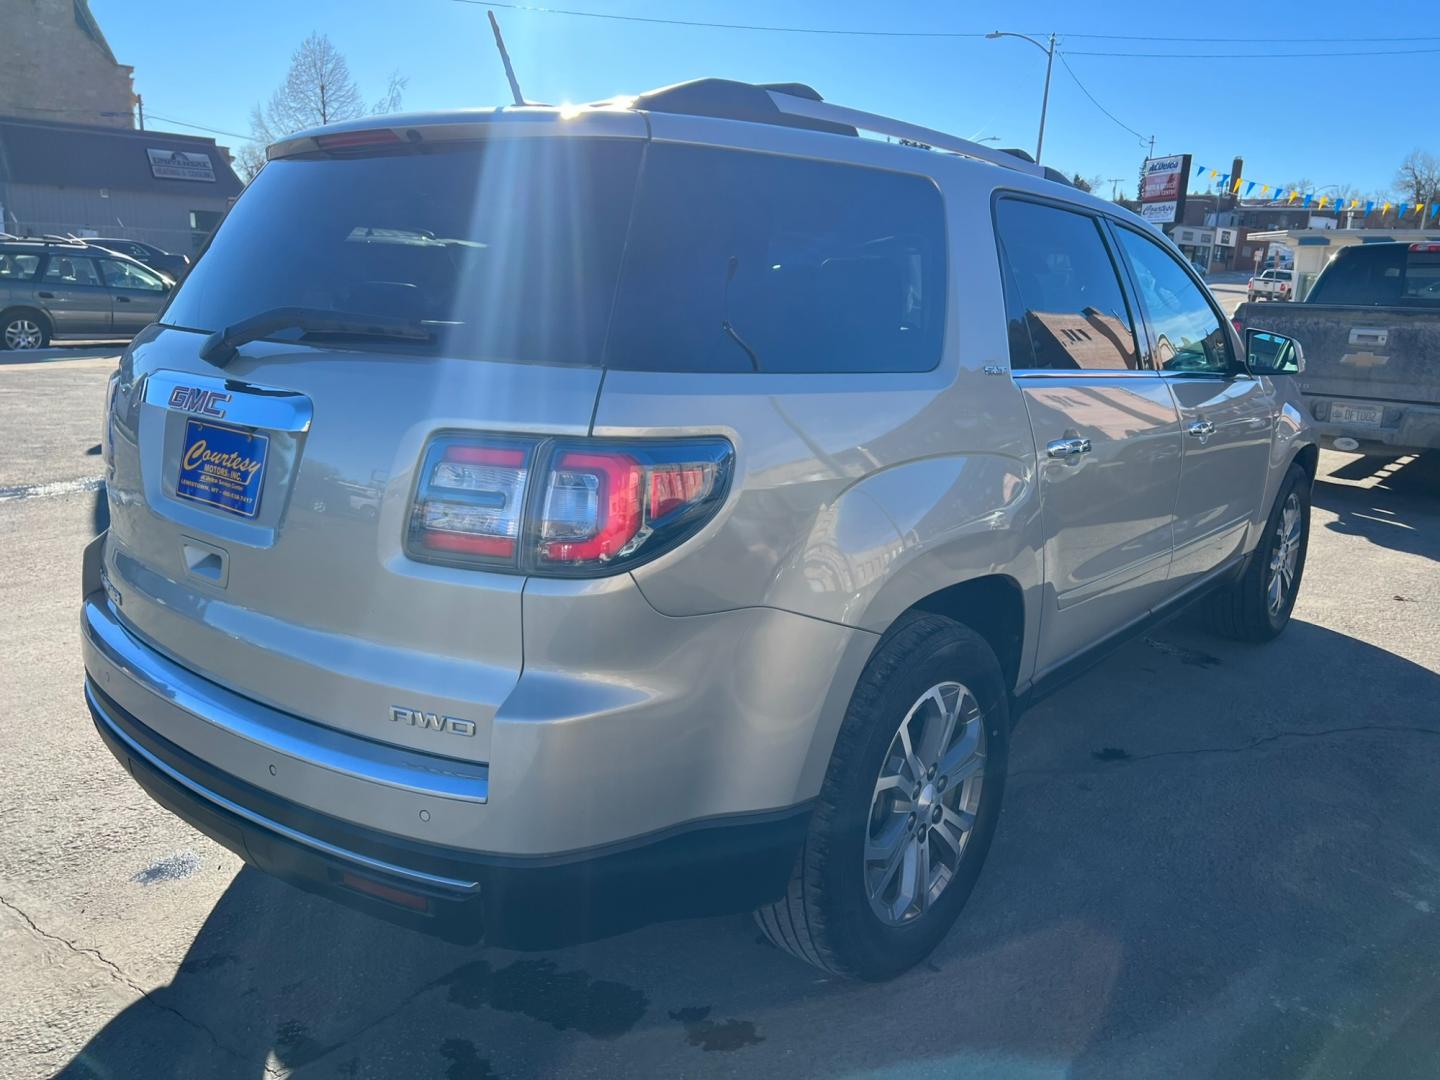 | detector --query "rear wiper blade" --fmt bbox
[199,307,432,368]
